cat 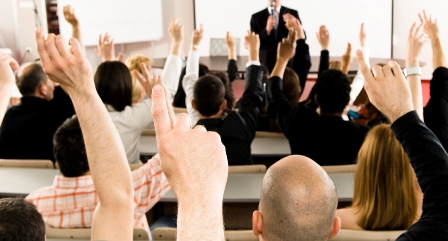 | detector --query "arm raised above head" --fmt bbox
[0,54,19,126]
[35,28,134,241]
